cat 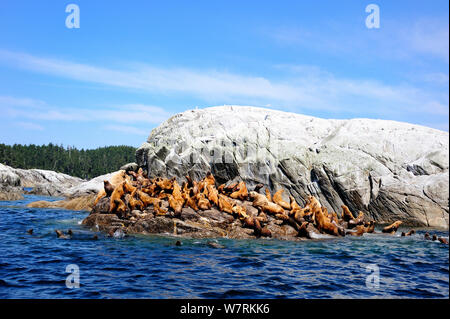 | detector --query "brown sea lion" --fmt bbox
[218,194,235,214]
[109,181,126,213]
[314,208,341,236]
[154,200,168,216]
[27,228,33,235]
[273,189,291,210]
[232,205,248,219]
[195,192,212,210]
[168,194,183,215]
[229,181,248,201]
[382,221,402,234]
[265,188,272,202]
[206,184,219,206]
[438,237,448,244]
[424,232,431,240]
[341,205,354,222]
